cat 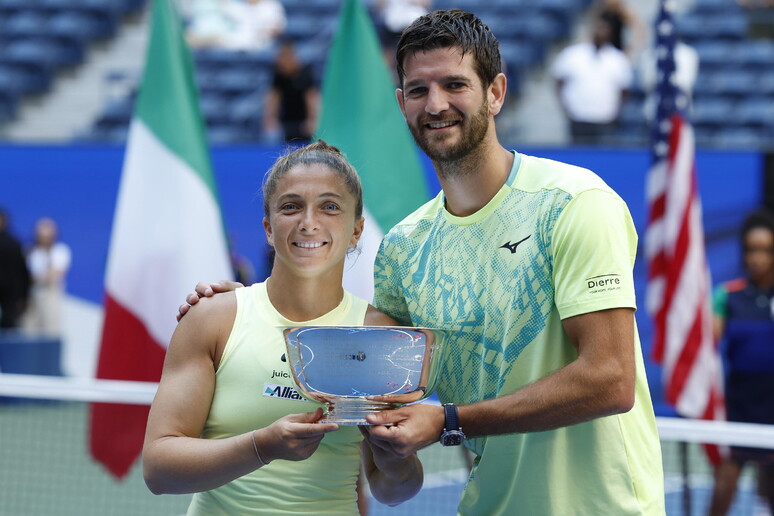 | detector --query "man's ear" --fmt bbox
[396,88,407,119]
[488,73,507,116]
